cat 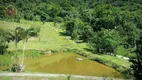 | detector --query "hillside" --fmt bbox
[0,21,87,51]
